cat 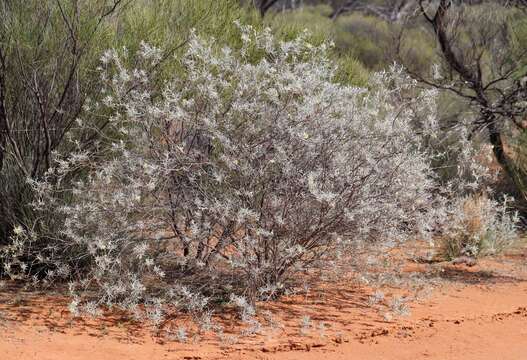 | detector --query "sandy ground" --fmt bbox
[1,249,526,360]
